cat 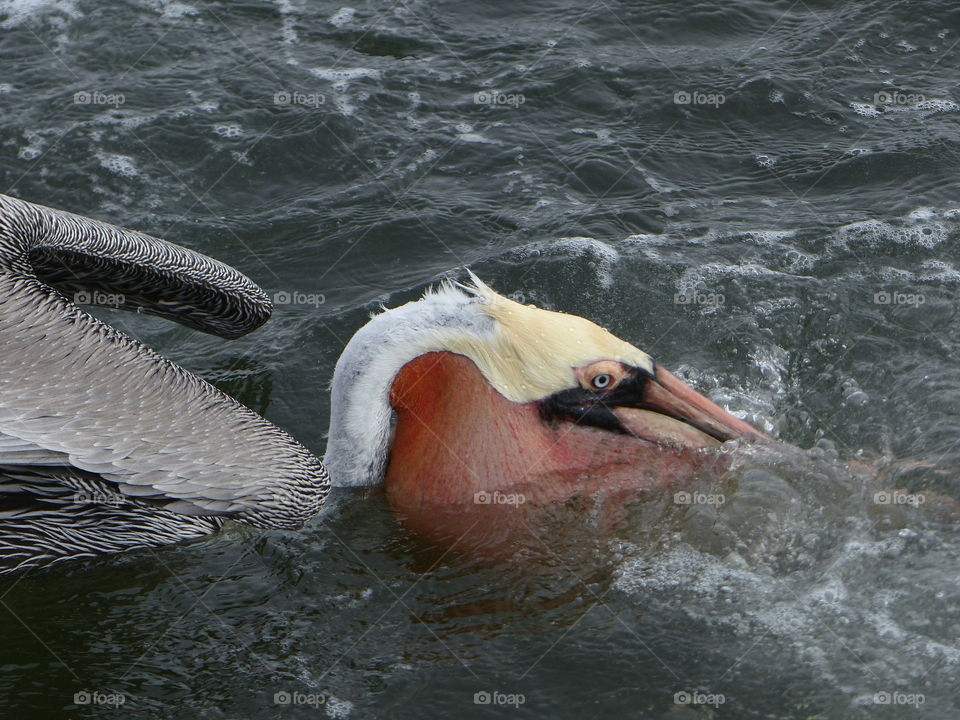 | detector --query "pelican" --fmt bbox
[325,277,766,552]
[0,194,328,574]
